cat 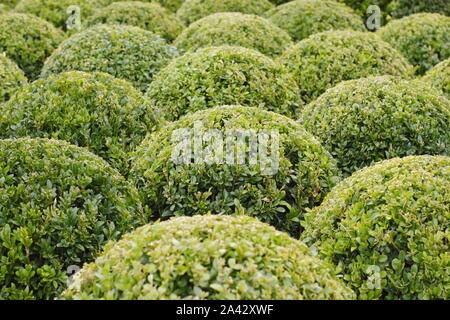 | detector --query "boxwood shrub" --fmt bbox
[277,30,414,104]
[103,0,185,12]
[300,76,450,176]
[0,13,64,80]
[265,0,365,42]
[174,12,292,58]
[40,24,179,91]
[0,54,27,103]
[388,0,450,18]
[0,71,157,175]
[422,58,449,99]
[14,0,104,31]
[176,0,274,25]
[61,215,355,300]
[301,155,450,300]
[0,138,147,300]
[146,46,302,121]
[377,13,450,75]
[0,0,19,8]
[335,0,392,14]
[86,1,184,42]
[0,4,9,13]
[131,105,341,237]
